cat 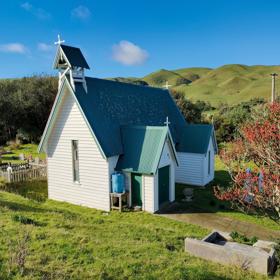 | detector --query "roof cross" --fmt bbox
[54,34,65,45]
[163,81,172,90]
[164,116,171,127]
